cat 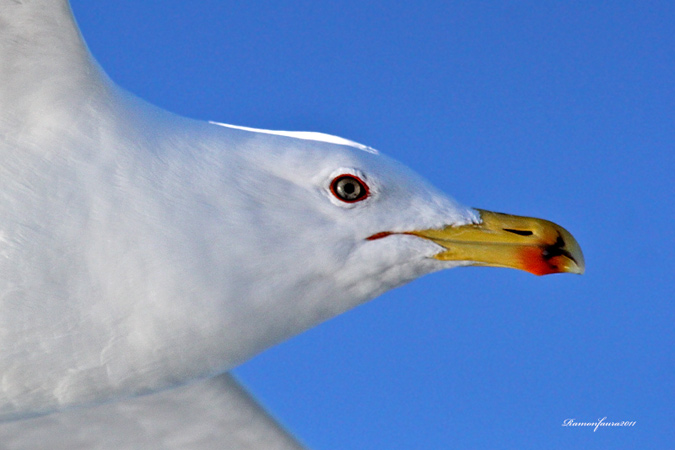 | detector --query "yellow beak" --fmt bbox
[407,209,585,276]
